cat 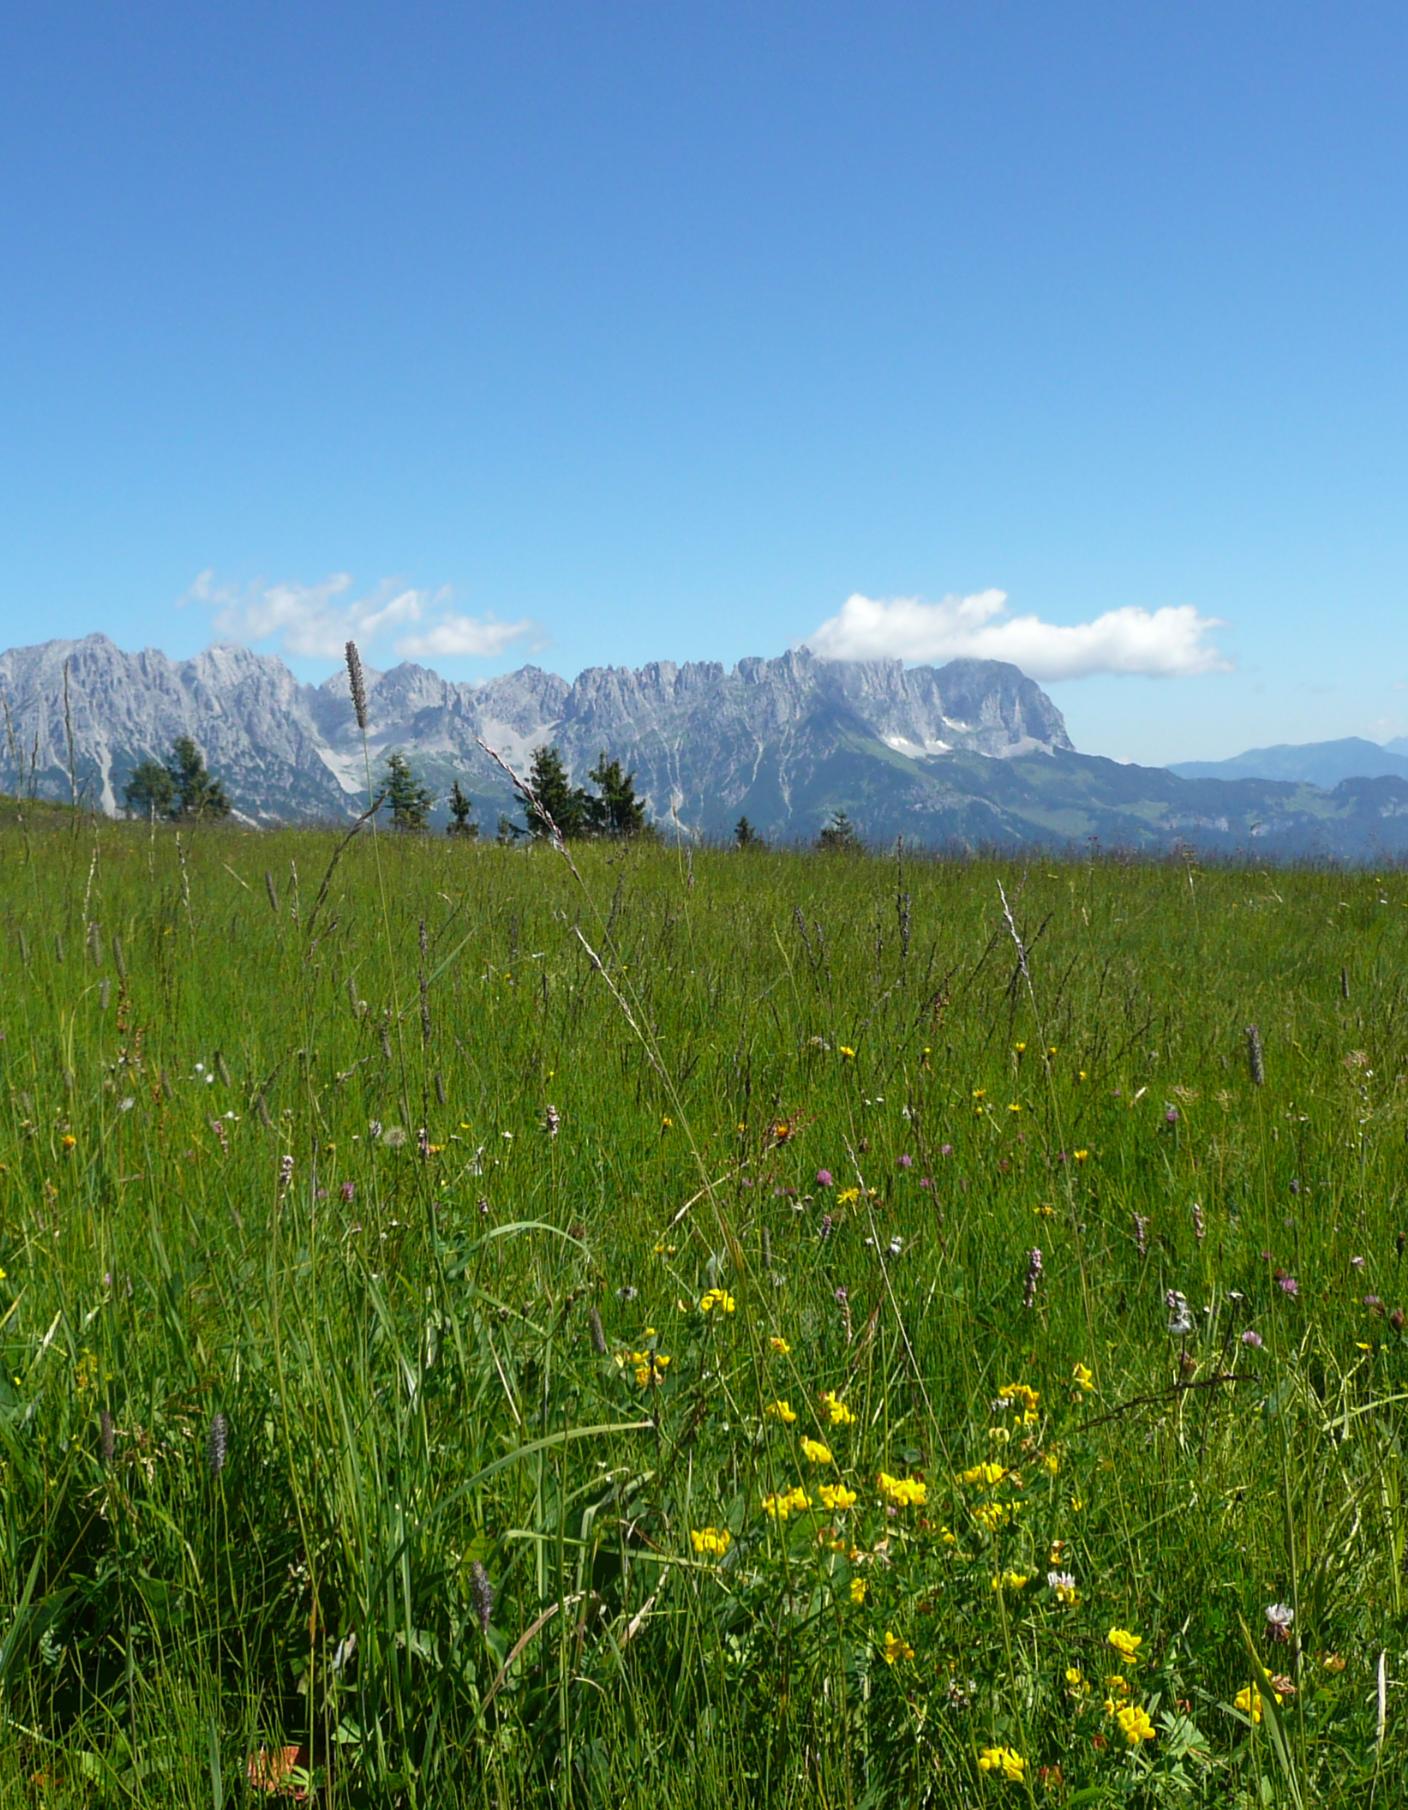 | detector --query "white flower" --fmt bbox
[1265,1602,1295,1641]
